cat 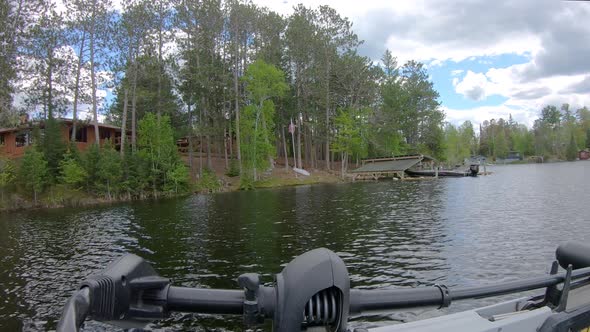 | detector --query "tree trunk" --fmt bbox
[229,123,233,159]
[233,15,241,172]
[297,116,302,169]
[90,0,99,145]
[325,57,330,170]
[71,30,87,142]
[46,49,53,119]
[341,152,345,178]
[206,134,212,170]
[187,103,195,179]
[199,103,203,177]
[224,127,229,169]
[282,125,288,171]
[131,85,137,152]
[156,2,163,120]
[120,88,129,156]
